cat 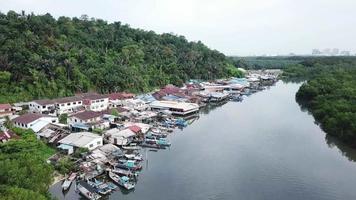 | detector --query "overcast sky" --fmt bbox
[1,0,356,56]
